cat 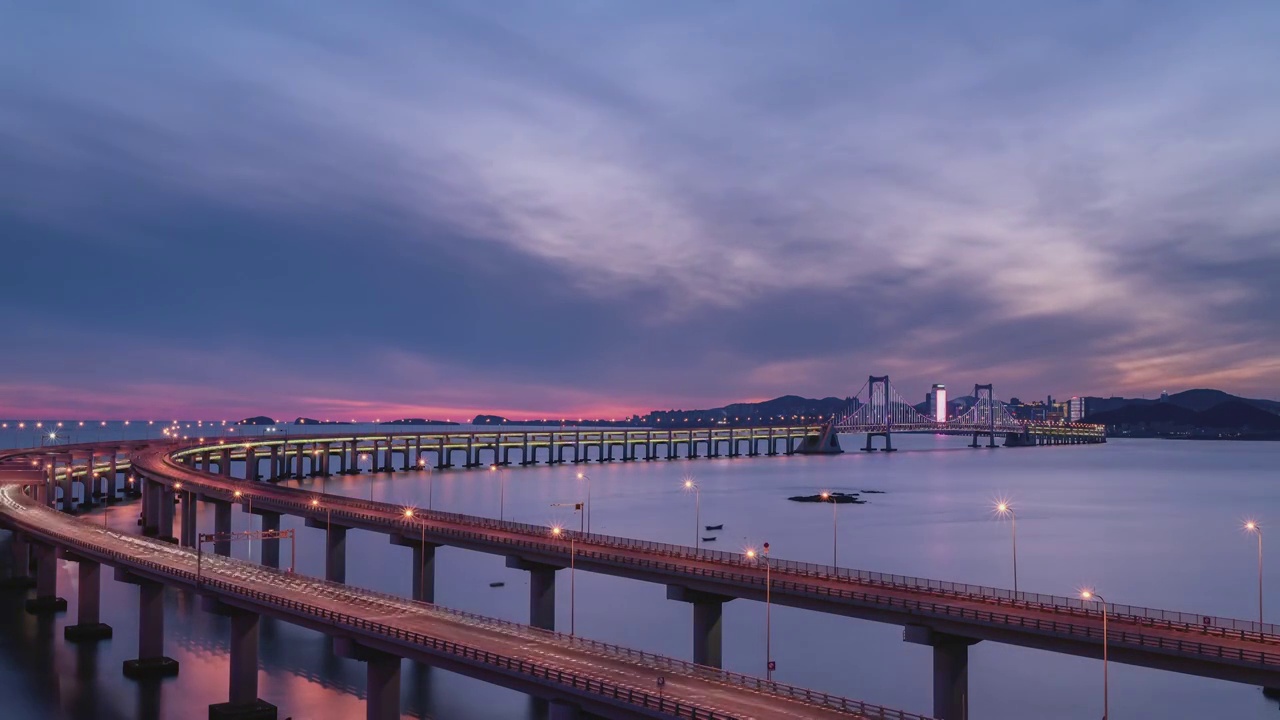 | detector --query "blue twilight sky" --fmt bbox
[2,2,1279,420]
